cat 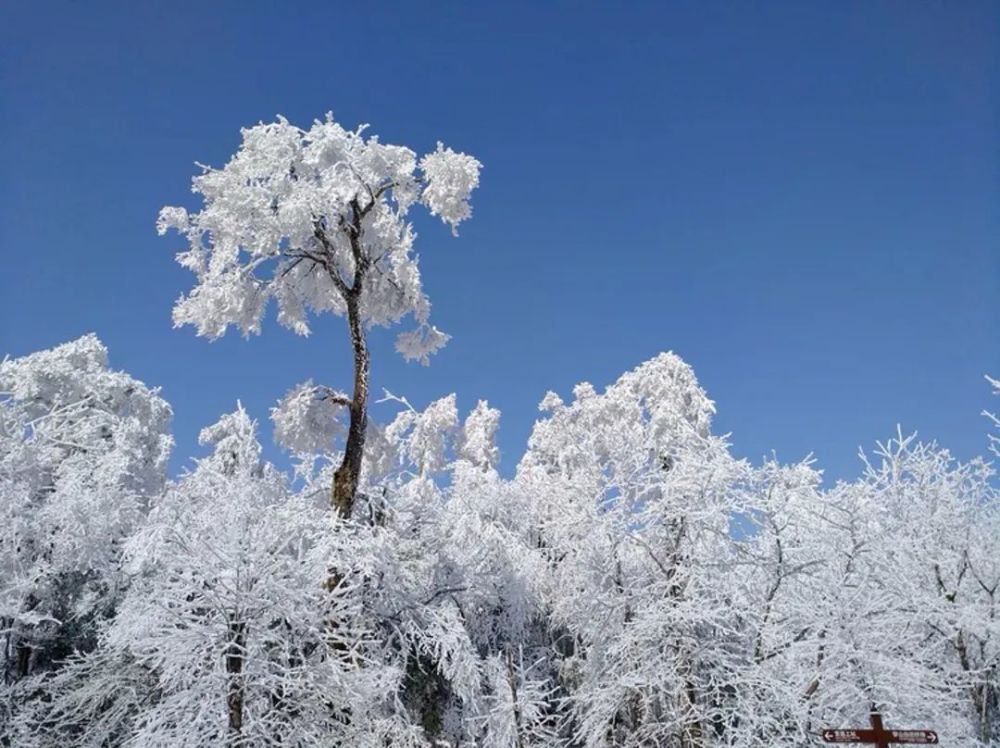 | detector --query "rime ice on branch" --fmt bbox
[157,114,481,516]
